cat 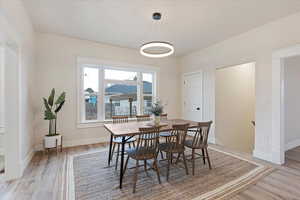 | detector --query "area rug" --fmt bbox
[65,147,273,200]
